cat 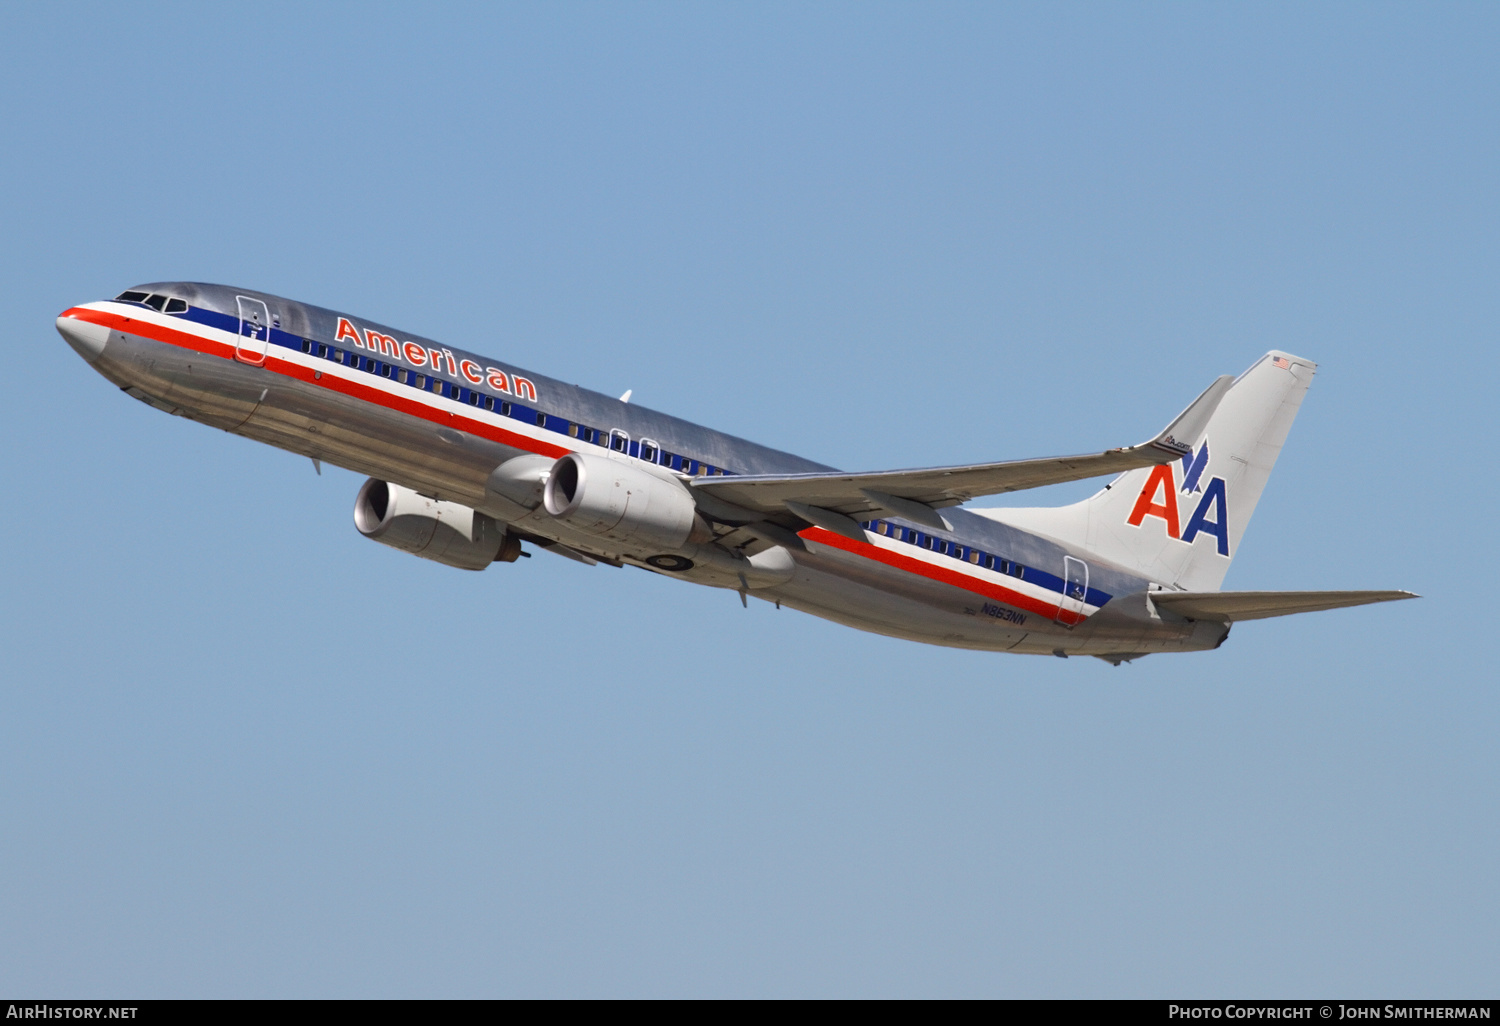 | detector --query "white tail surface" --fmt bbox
[975,352,1316,592]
